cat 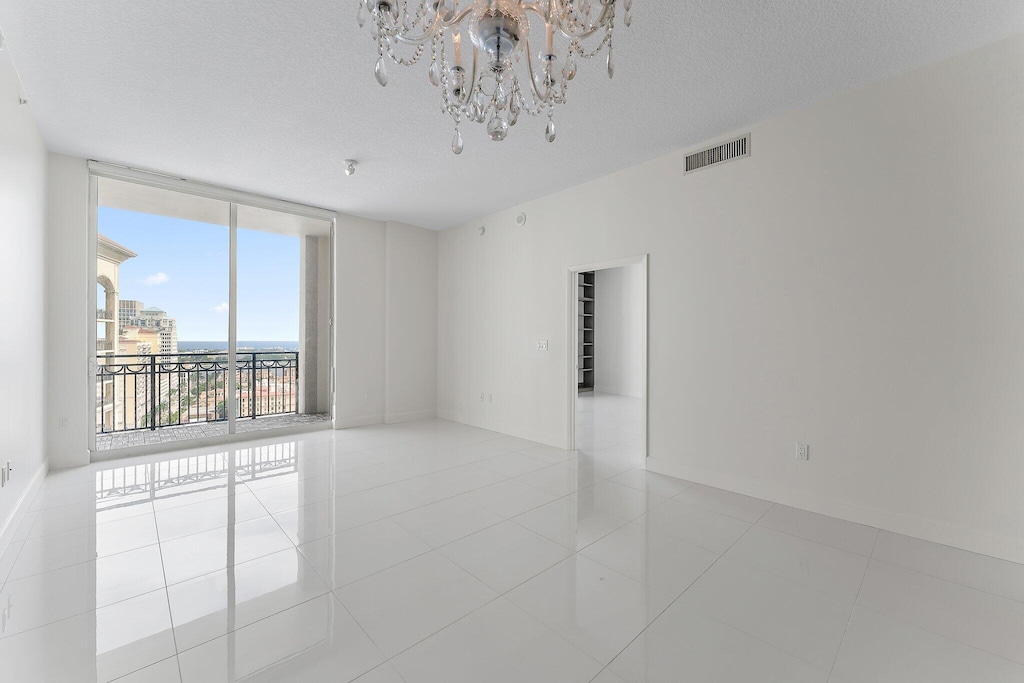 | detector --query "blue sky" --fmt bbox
[99,207,299,341]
